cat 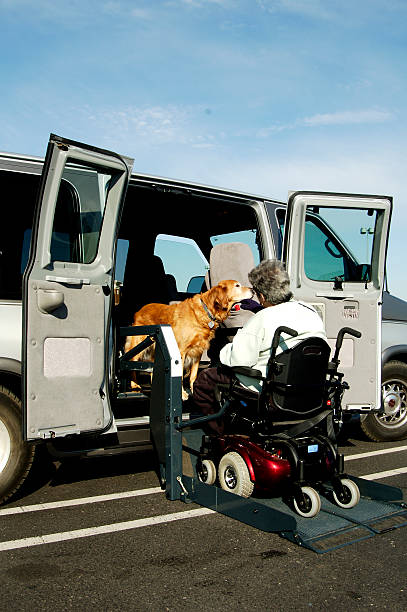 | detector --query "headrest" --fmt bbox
[208,242,255,287]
